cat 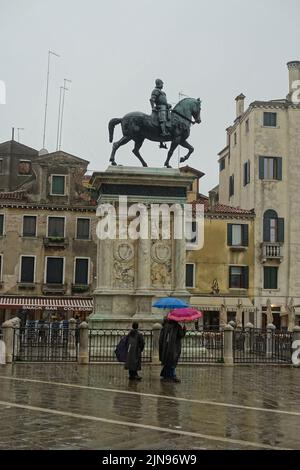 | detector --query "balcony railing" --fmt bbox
[43,237,69,248]
[261,243,282,261]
